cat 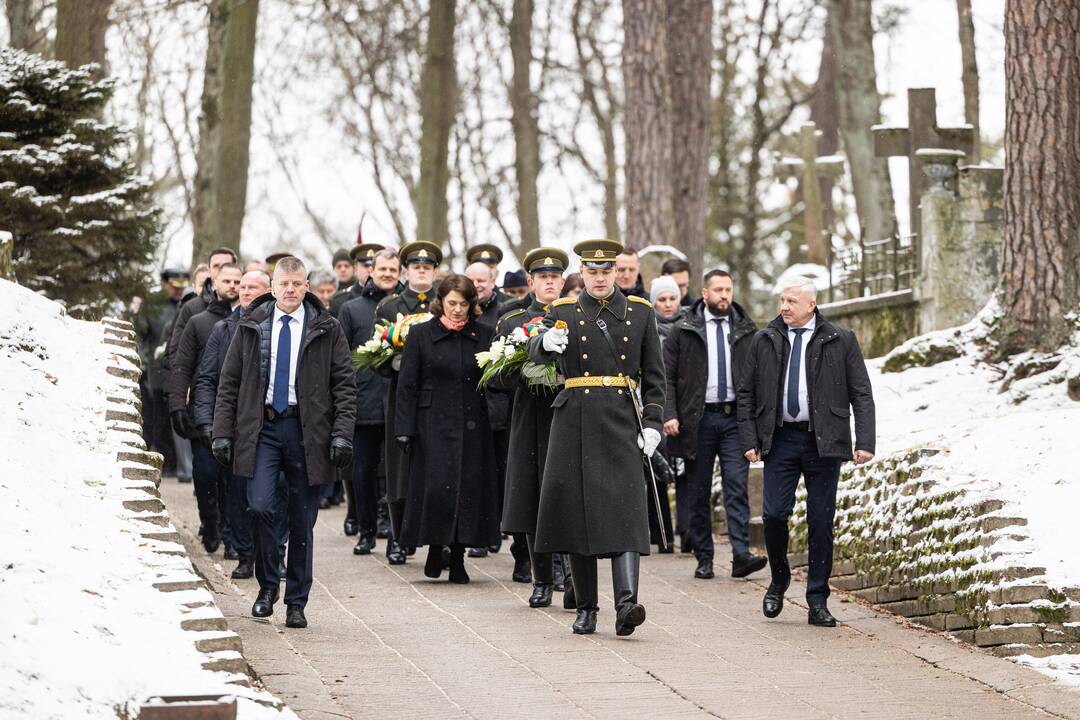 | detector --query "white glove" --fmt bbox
[541,327,568,354]
[638,428,661,458]
[391,354,402,371]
